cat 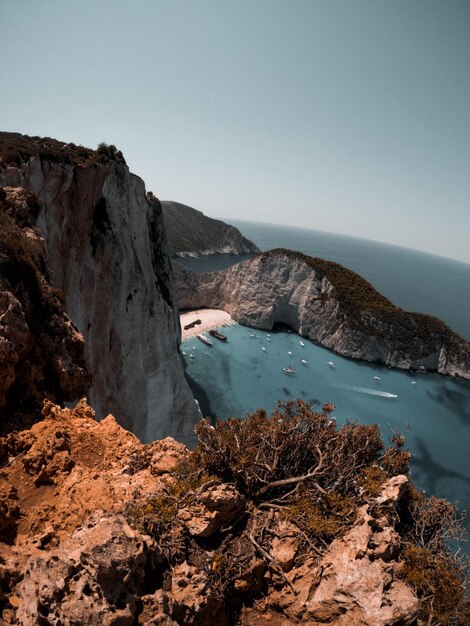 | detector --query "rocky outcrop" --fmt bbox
[174,249,470,379]
[0,186,89,432]
[0,400,419,625]
[0,132,199,442]
[161,200,259,257]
